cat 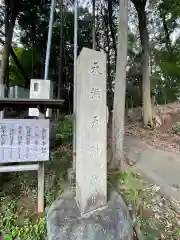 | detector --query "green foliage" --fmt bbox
[0,197,46,240]
[118,171,140,204]
[9,47,42,86]
[4,235,13,240]
[172,122,180,135]
[56,117,73,142]
[108,170,141,204]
